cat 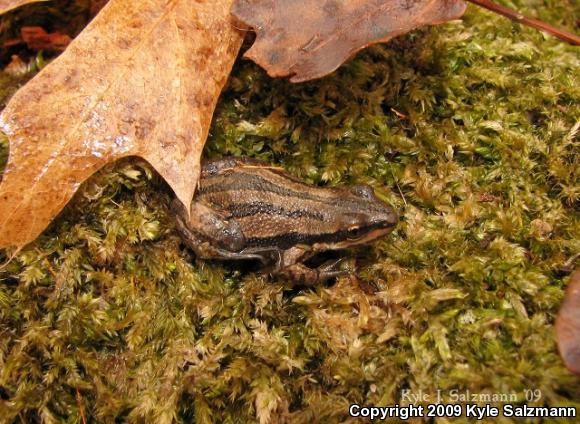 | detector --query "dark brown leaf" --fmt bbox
[21,26,72,51]
[90,0,109,16]
[232,0,467,82]
[556,270,580,375]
